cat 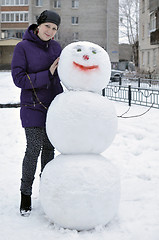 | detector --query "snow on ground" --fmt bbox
[0,71,20,104]
[0,72,159,240]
